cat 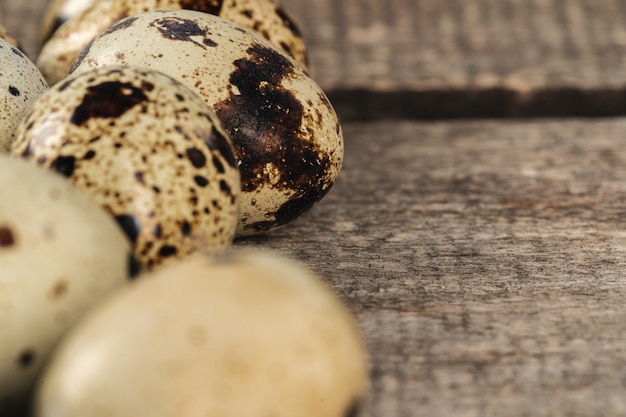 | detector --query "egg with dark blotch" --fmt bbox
[70,10,343,236]
[37,0,308,85]
[0,155,134,416]
[33,250,369,417]
[0,38,48,153]
[11,65,240,270]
